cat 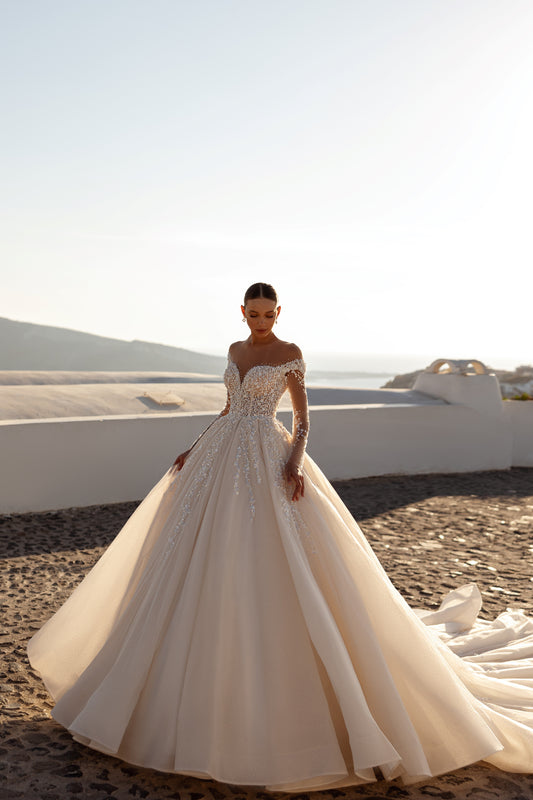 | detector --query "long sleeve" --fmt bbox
[285,366,309,470]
